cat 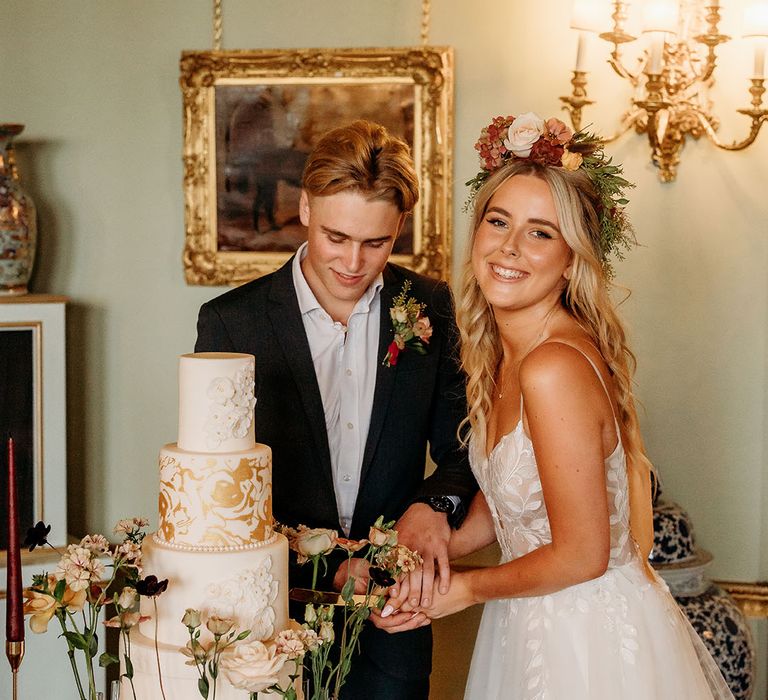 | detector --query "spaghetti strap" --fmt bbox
[568,345,620,426]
